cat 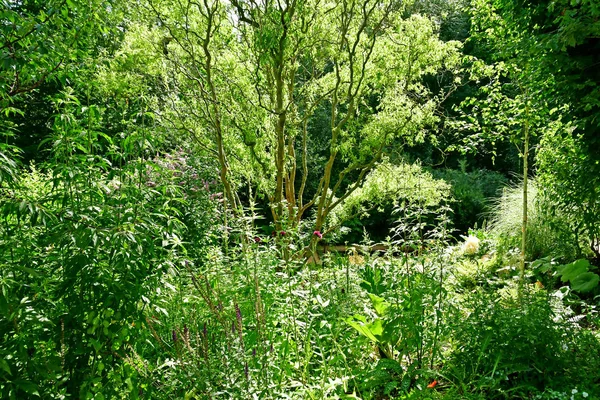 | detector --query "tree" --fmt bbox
[1,0,129,168]
[145,0,461,239]
[0,0,123,100]
[468,0,600,259]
